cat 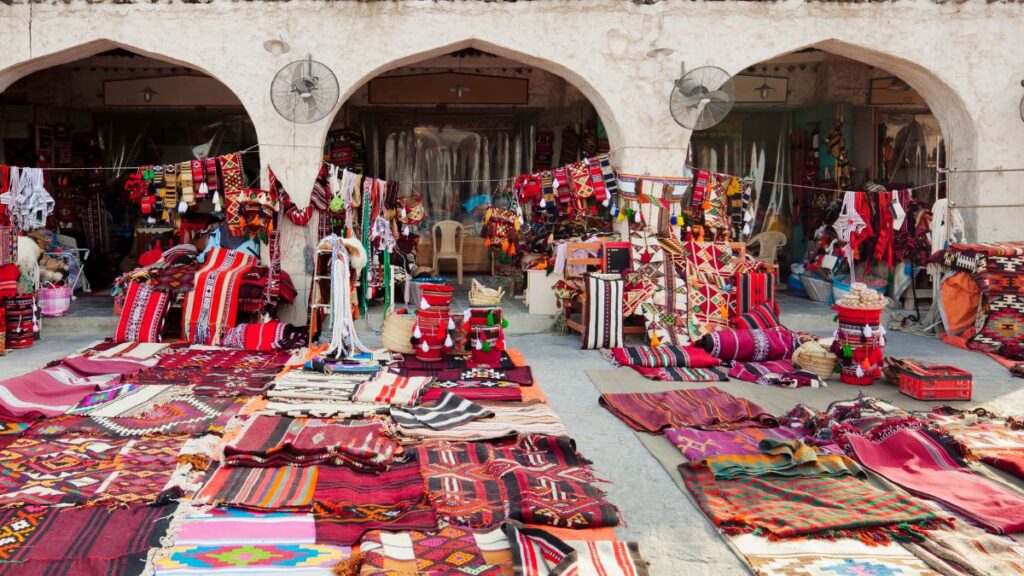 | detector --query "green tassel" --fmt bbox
[501,318,509,329]
[487,311,495,326]
[482,342,491,352]
[843,343,853,358]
